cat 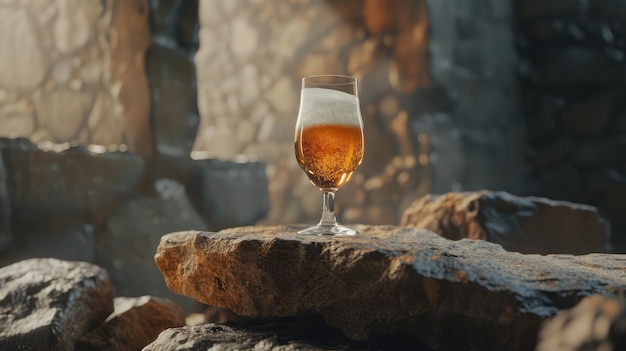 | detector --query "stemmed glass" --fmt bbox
[294,75,364,235]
